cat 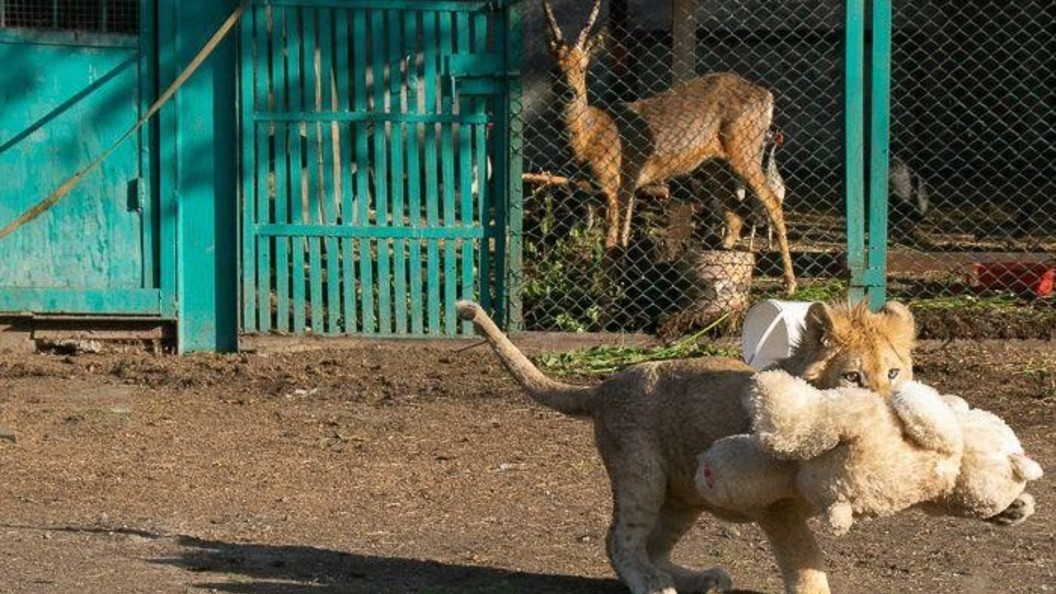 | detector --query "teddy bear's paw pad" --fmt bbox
[987,492,1035,526]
